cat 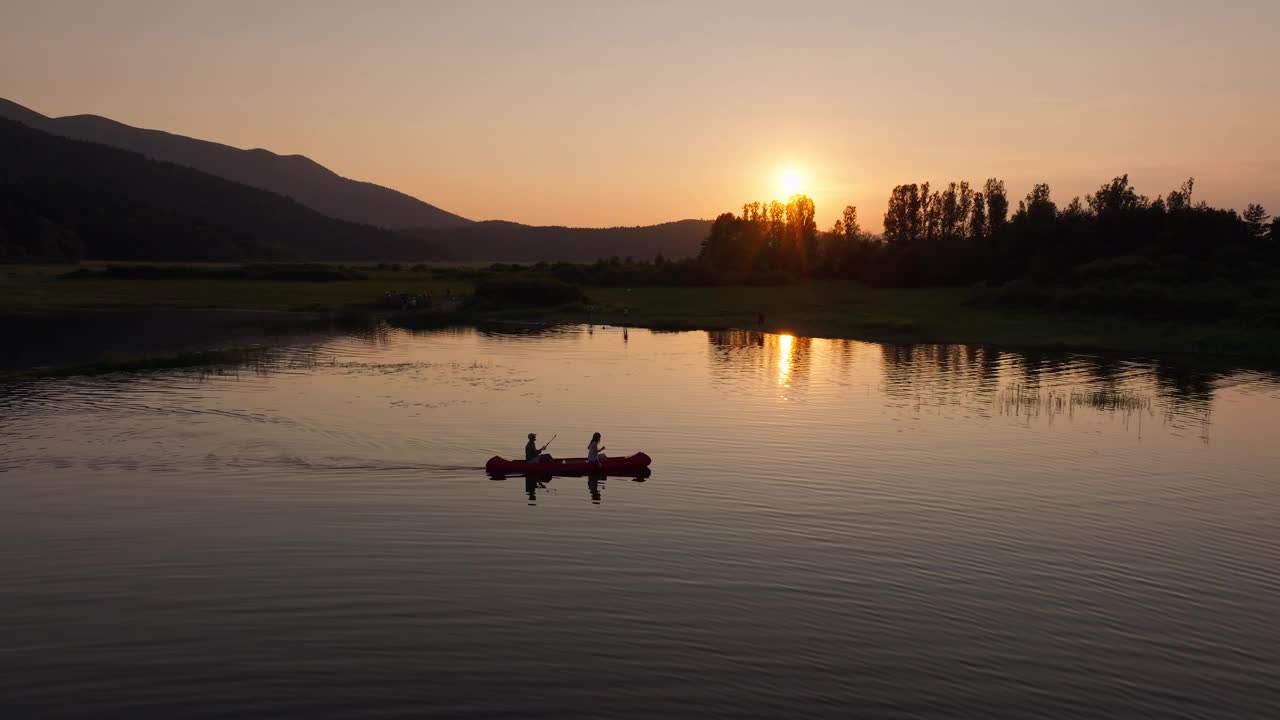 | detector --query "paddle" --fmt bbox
[541,433,557,452]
